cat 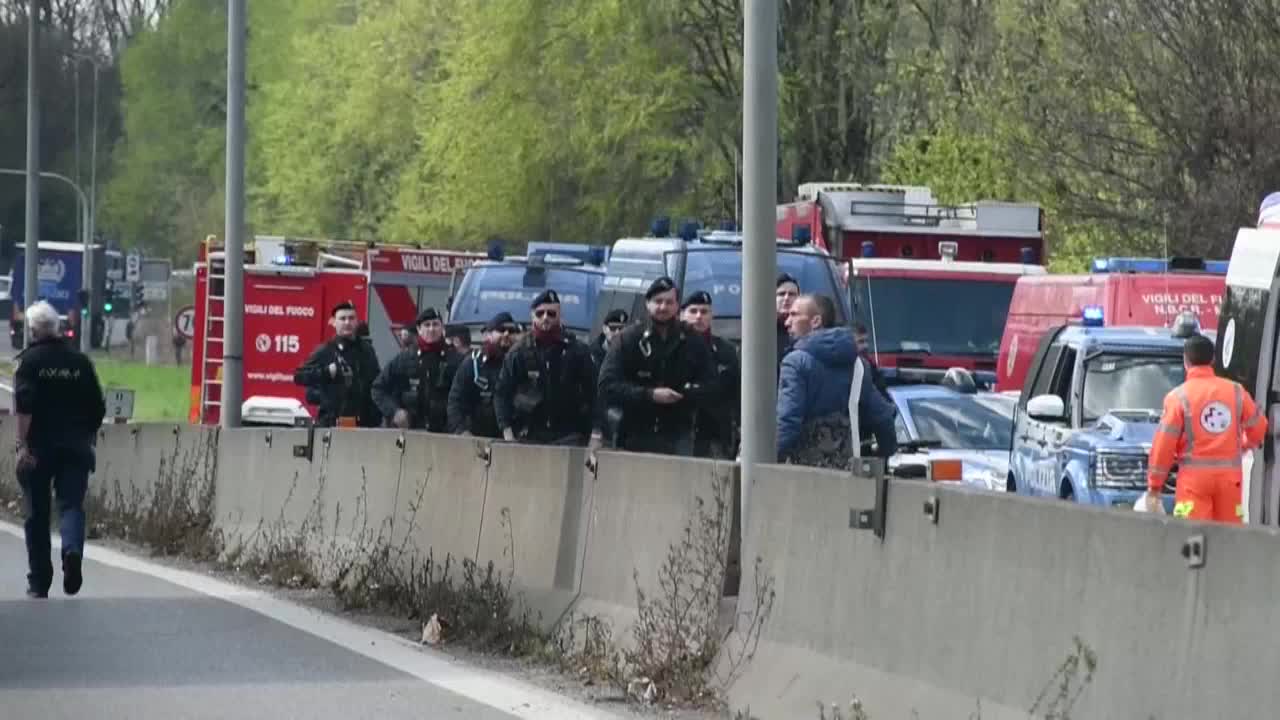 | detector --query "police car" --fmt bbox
[887,371,1015,491]
[1008,308,1208,510]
